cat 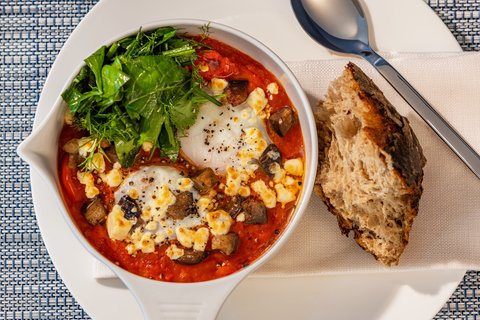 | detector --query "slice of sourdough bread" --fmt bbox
[314,62,426,266]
